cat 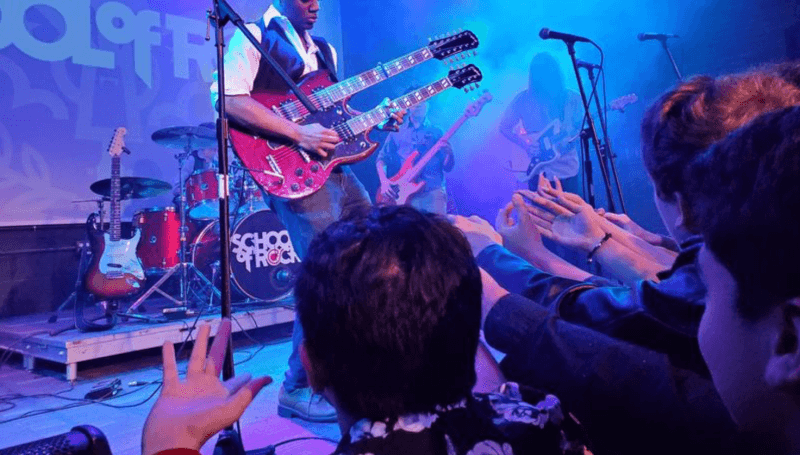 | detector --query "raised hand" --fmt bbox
[603,212,665,246]
[450,214,503,257]
[494,193,549,259]
[141,319,272,455]
[516,189,606,252]
[296,123,340,158]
